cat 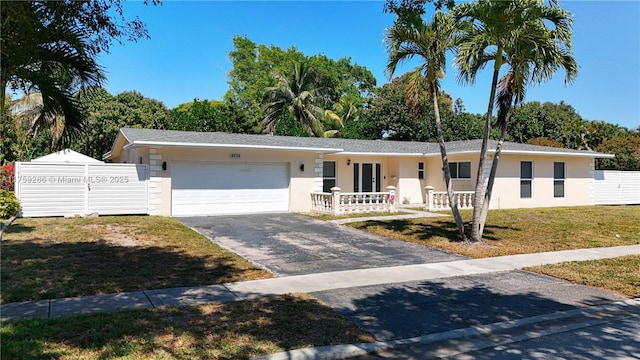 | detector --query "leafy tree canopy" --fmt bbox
[1,0,158,151]
[596,135,640,171]
[224,35,377,127]
[344,73,490,141]
[384,0,455,27]
[169,99,257,134]
[71,89,170,159]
